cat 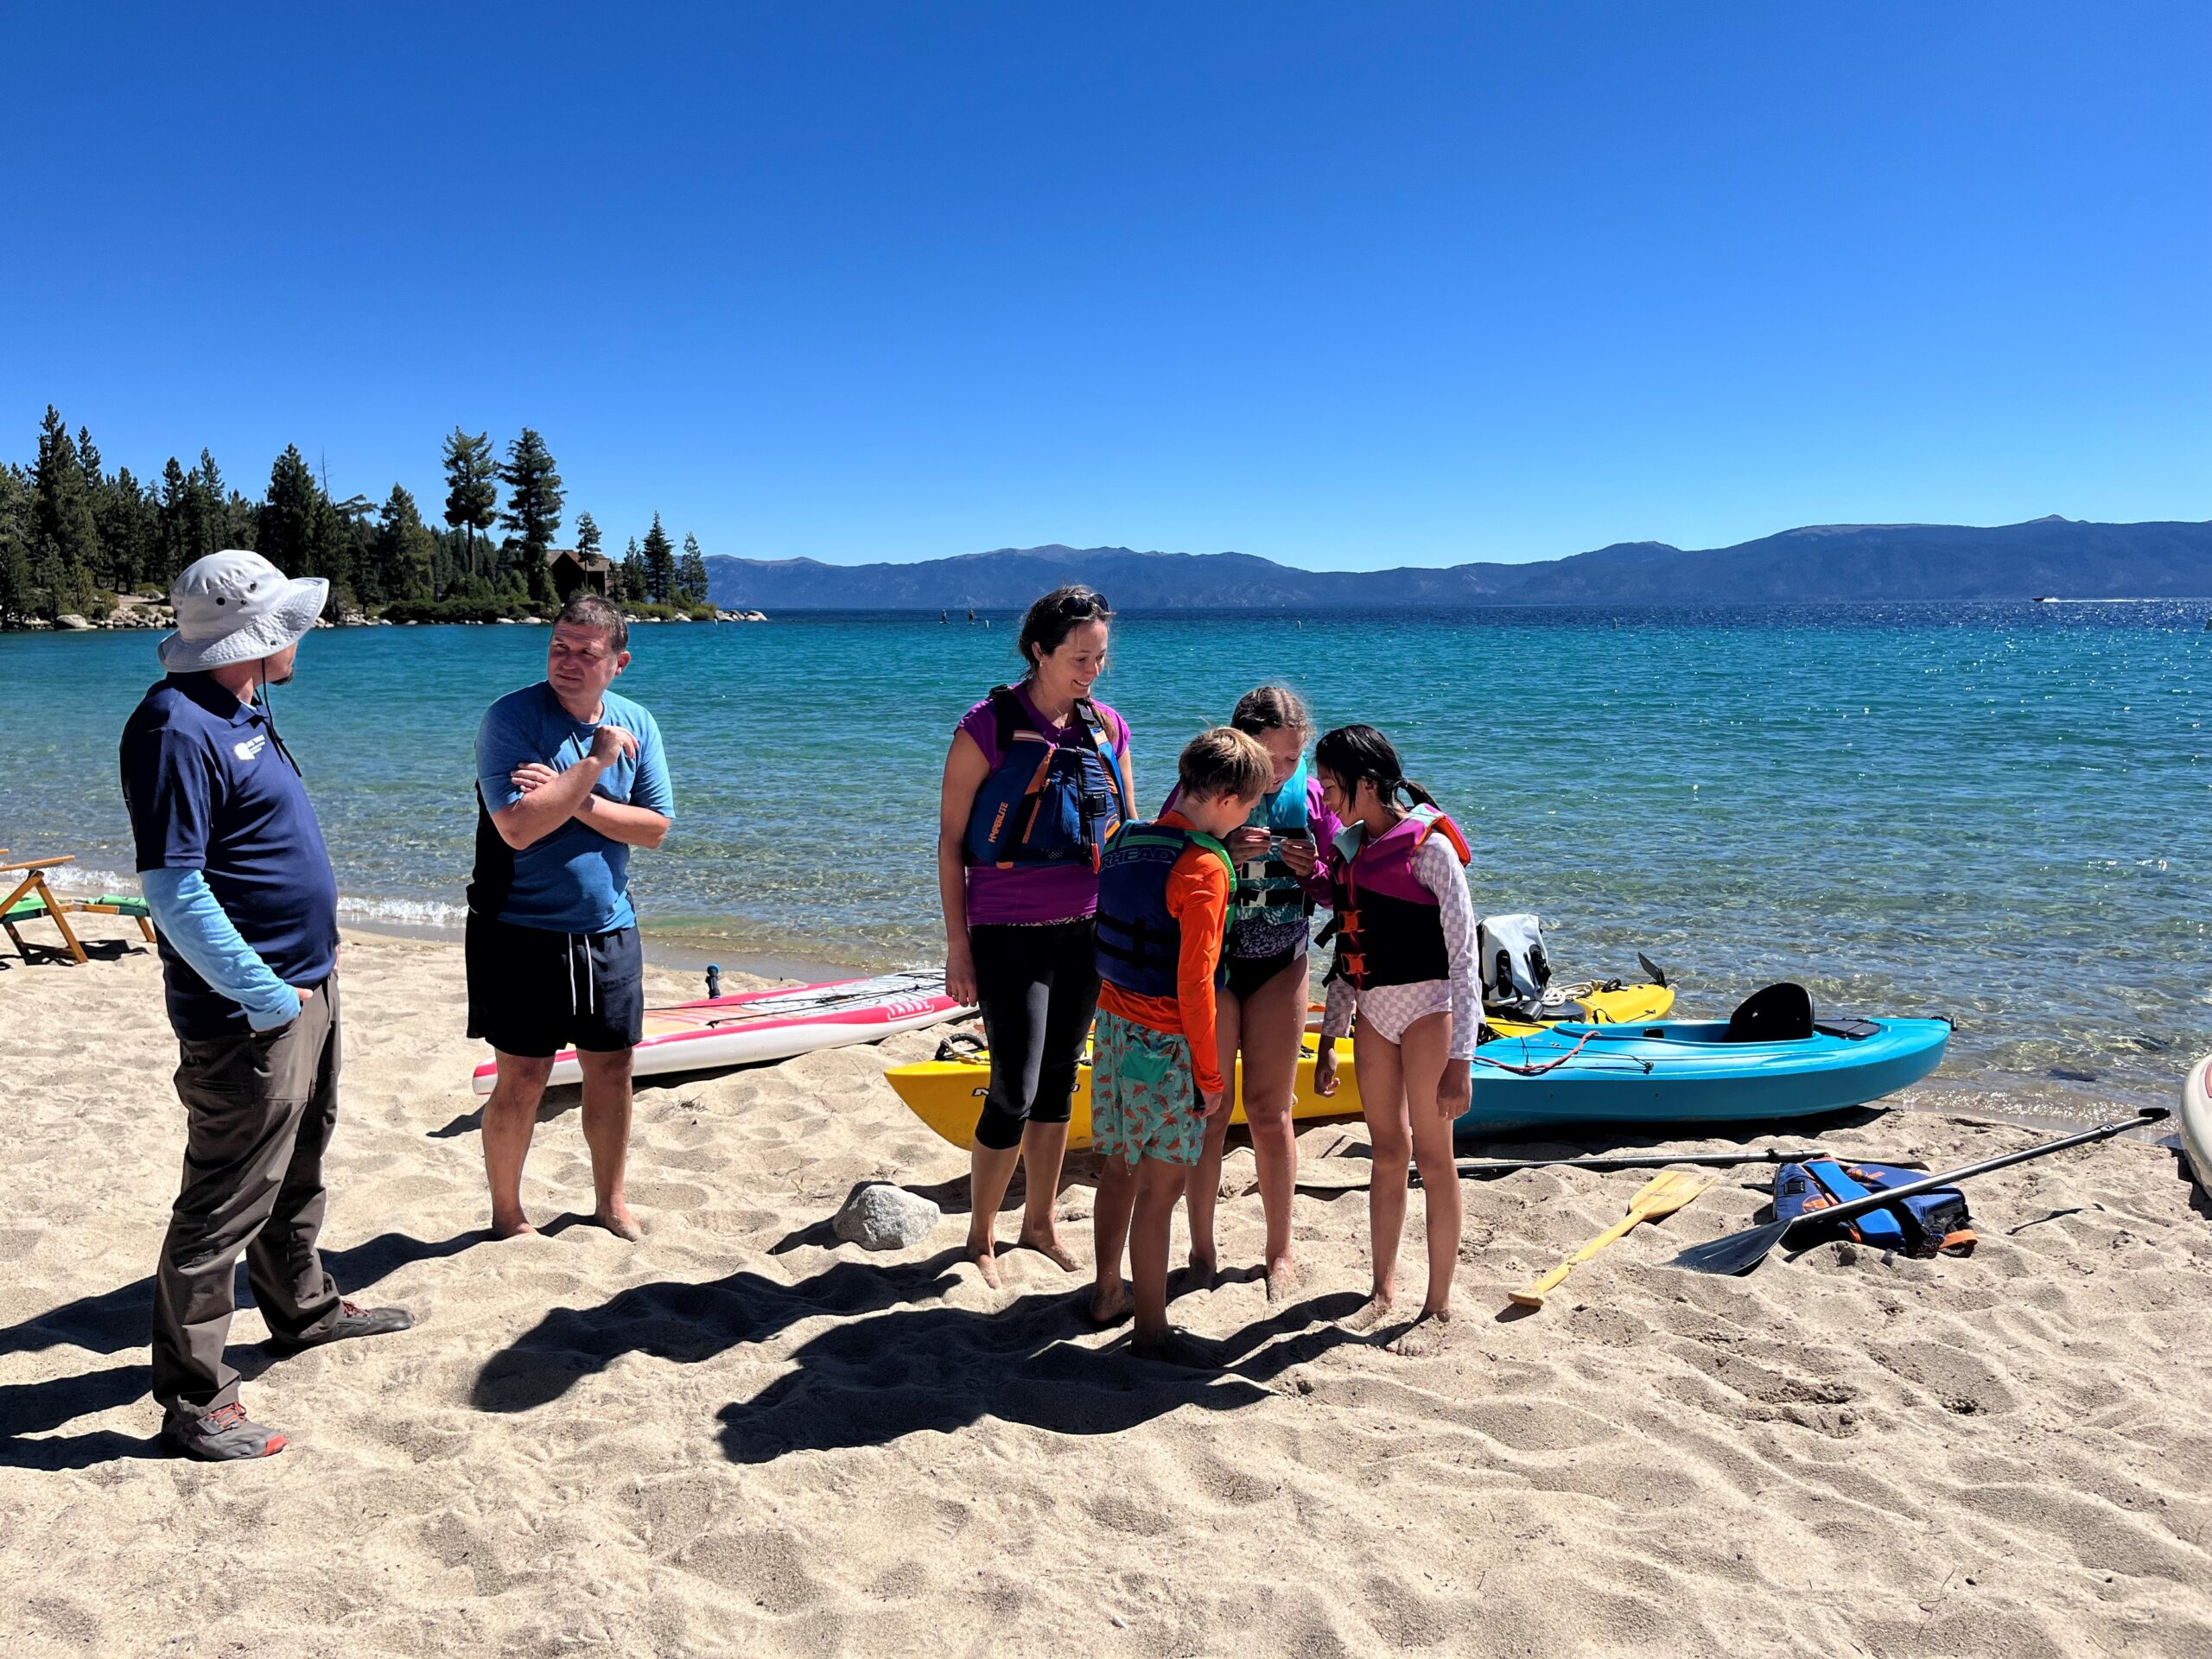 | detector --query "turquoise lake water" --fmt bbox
[2,604,2202,1106]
